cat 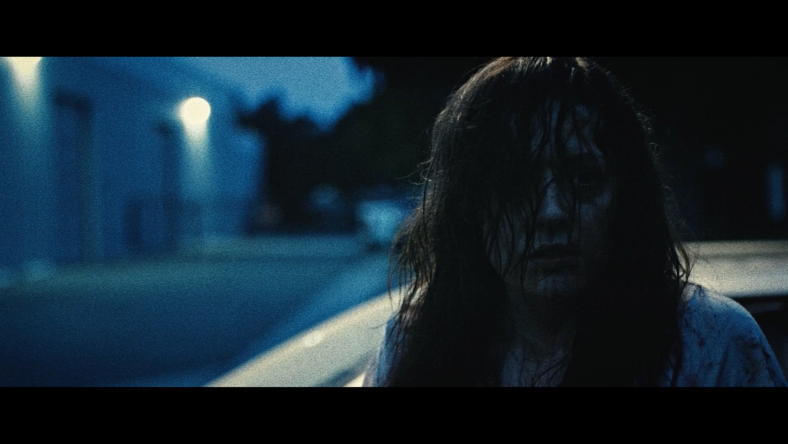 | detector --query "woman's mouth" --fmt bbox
[528,244,580,260]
